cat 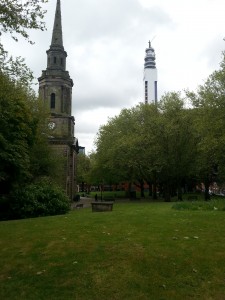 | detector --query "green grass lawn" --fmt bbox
[1,202,225,299]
